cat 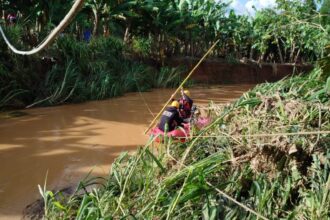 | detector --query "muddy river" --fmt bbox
[0,85,254,219]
